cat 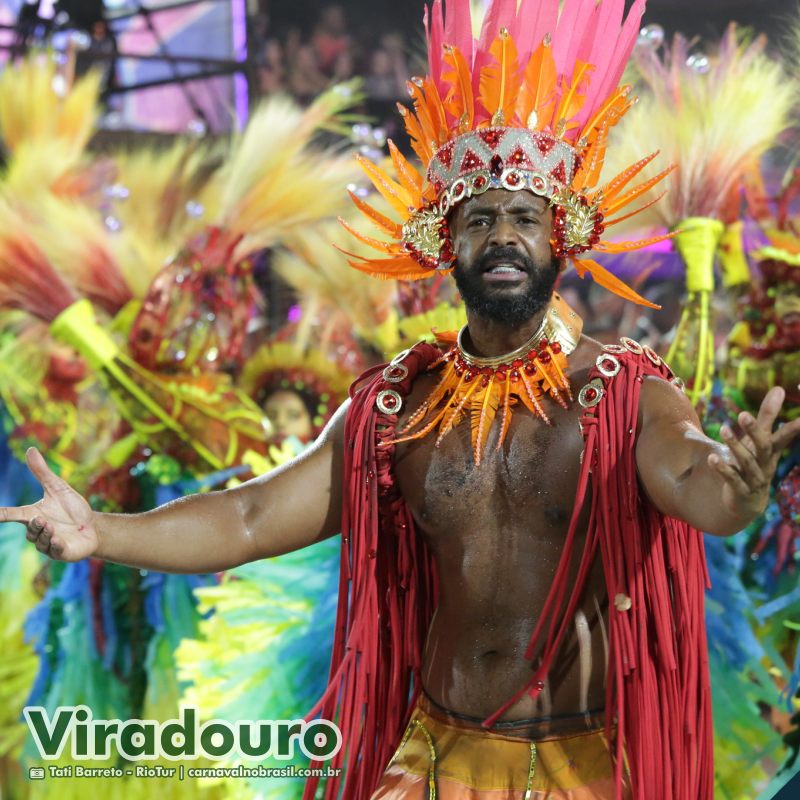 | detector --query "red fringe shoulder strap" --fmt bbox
[484,340,713,800]
[303,342,442,800]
